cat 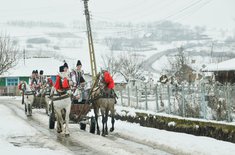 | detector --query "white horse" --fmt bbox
[49,87,82,136]
[19,81,35,116]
